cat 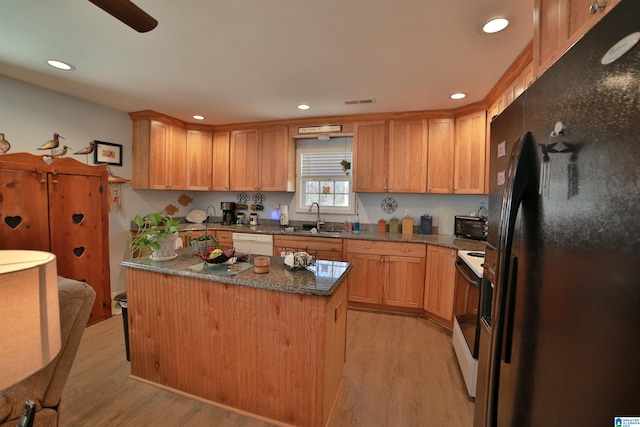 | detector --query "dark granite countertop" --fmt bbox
[121,248,351,297]
[178,223,486,252]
